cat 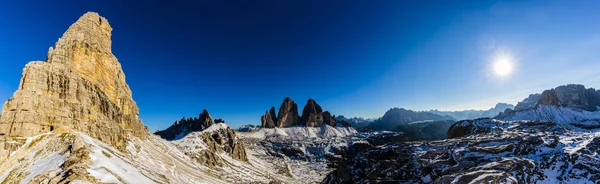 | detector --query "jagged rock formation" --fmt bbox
[0,12,147,154]
[260,106,277,128]
[175,124,248,167]
[323,111,337,126]
[498,84,600,127]
[155,110,248,163]
[277,97,300,128]
[154,109,215,140]
[428,102,515,121]
[301,99,324,127]
[537,84,600,111]
[260,97,351,128]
